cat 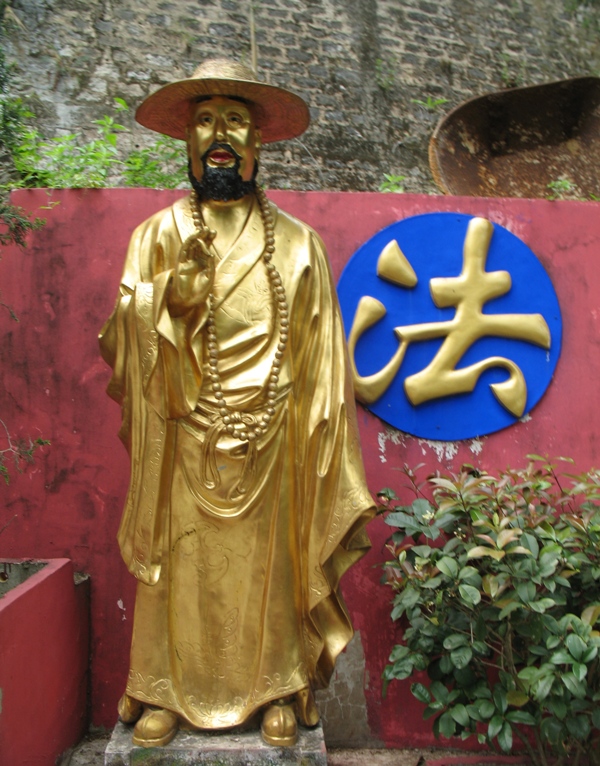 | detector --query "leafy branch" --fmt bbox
[0,417,49,484]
